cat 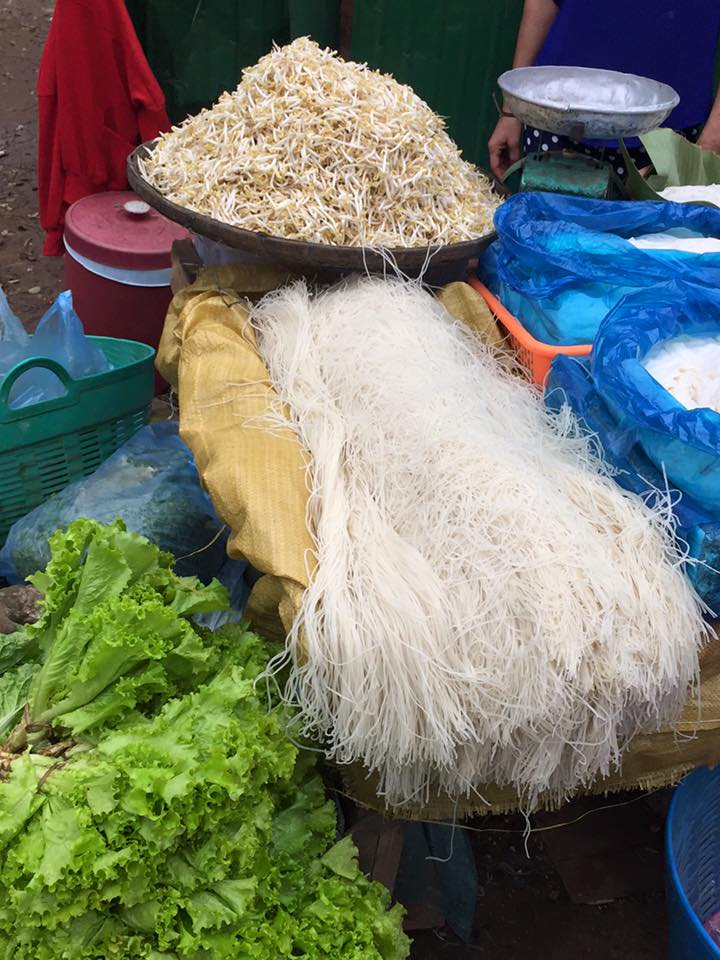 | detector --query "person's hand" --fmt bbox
[488,116,522,180]
[697,125,720,156]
